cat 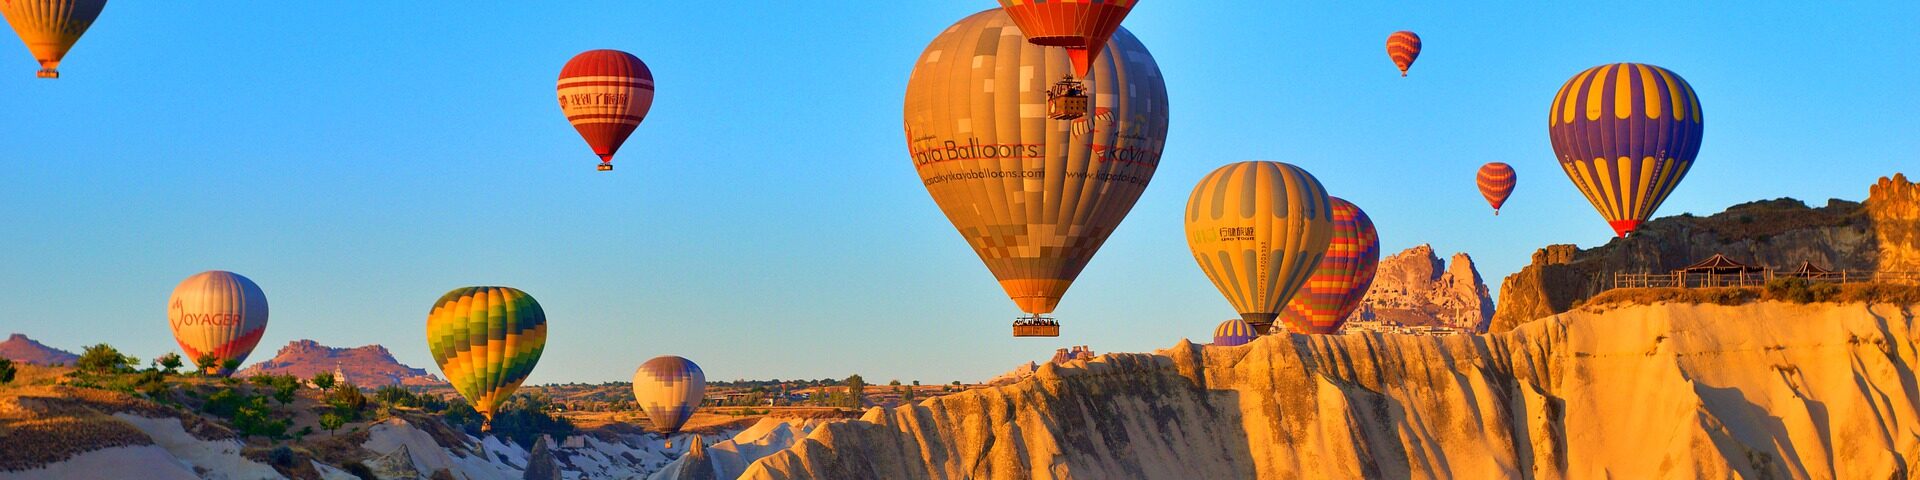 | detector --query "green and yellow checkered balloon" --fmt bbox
[426,286,547,429]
